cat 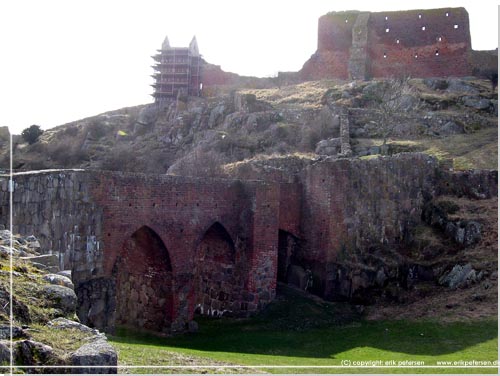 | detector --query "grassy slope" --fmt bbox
[357,127,498,170]
[109,286,498,374]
